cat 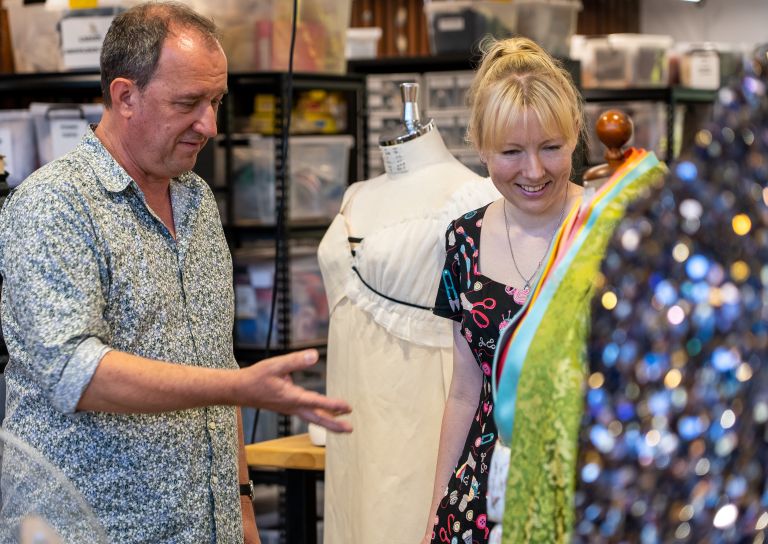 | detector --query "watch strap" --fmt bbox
[240,480,255,500]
